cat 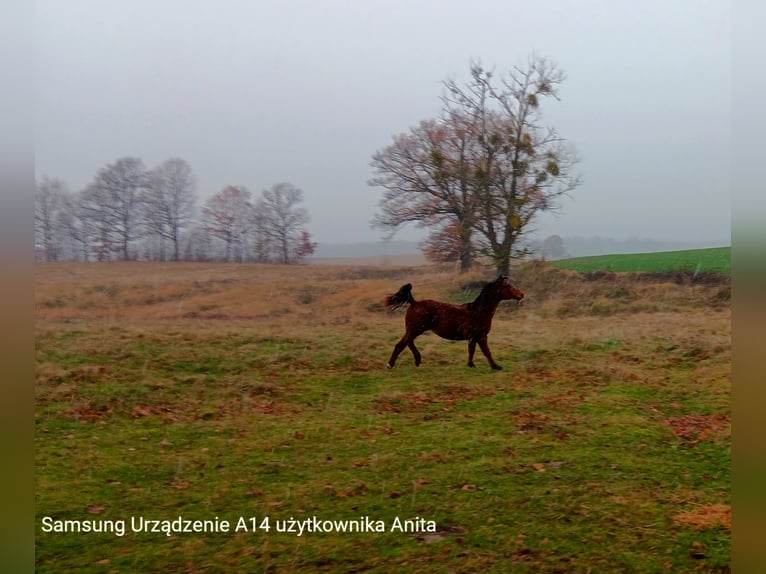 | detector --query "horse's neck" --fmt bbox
[469,299,500,316]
